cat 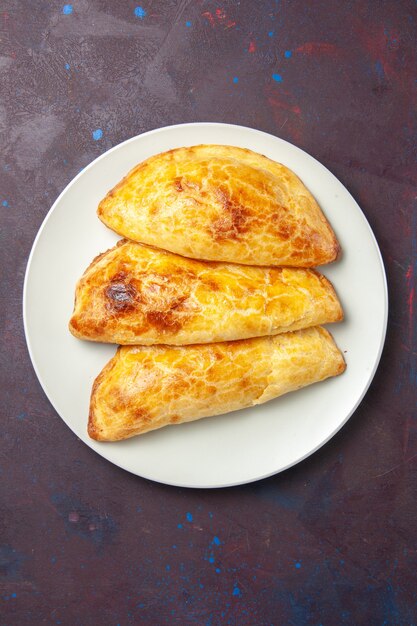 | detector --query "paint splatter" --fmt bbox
[248,40,256,53]
[185,20,191,27]
[272,73,283,82]
[62,4,73,15]
[268,31,274,37]
[295,42,339,56]
[267,93,301,115]
[375,60,385,79]
[209,556,215,563]
[202,9,236,29]
[177,523,183,529]
[65,63,70,70]
[295,562,302,569]
[186,512,193,522]
[215,568,221,573]
[232,76,239,84]
[212,536,221,546]
[2,200,9,207]
[284,50,292,58]
[232,586,241,597]
[166,564,170,571]
[134,6,146,19]
[92,128,103,141]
